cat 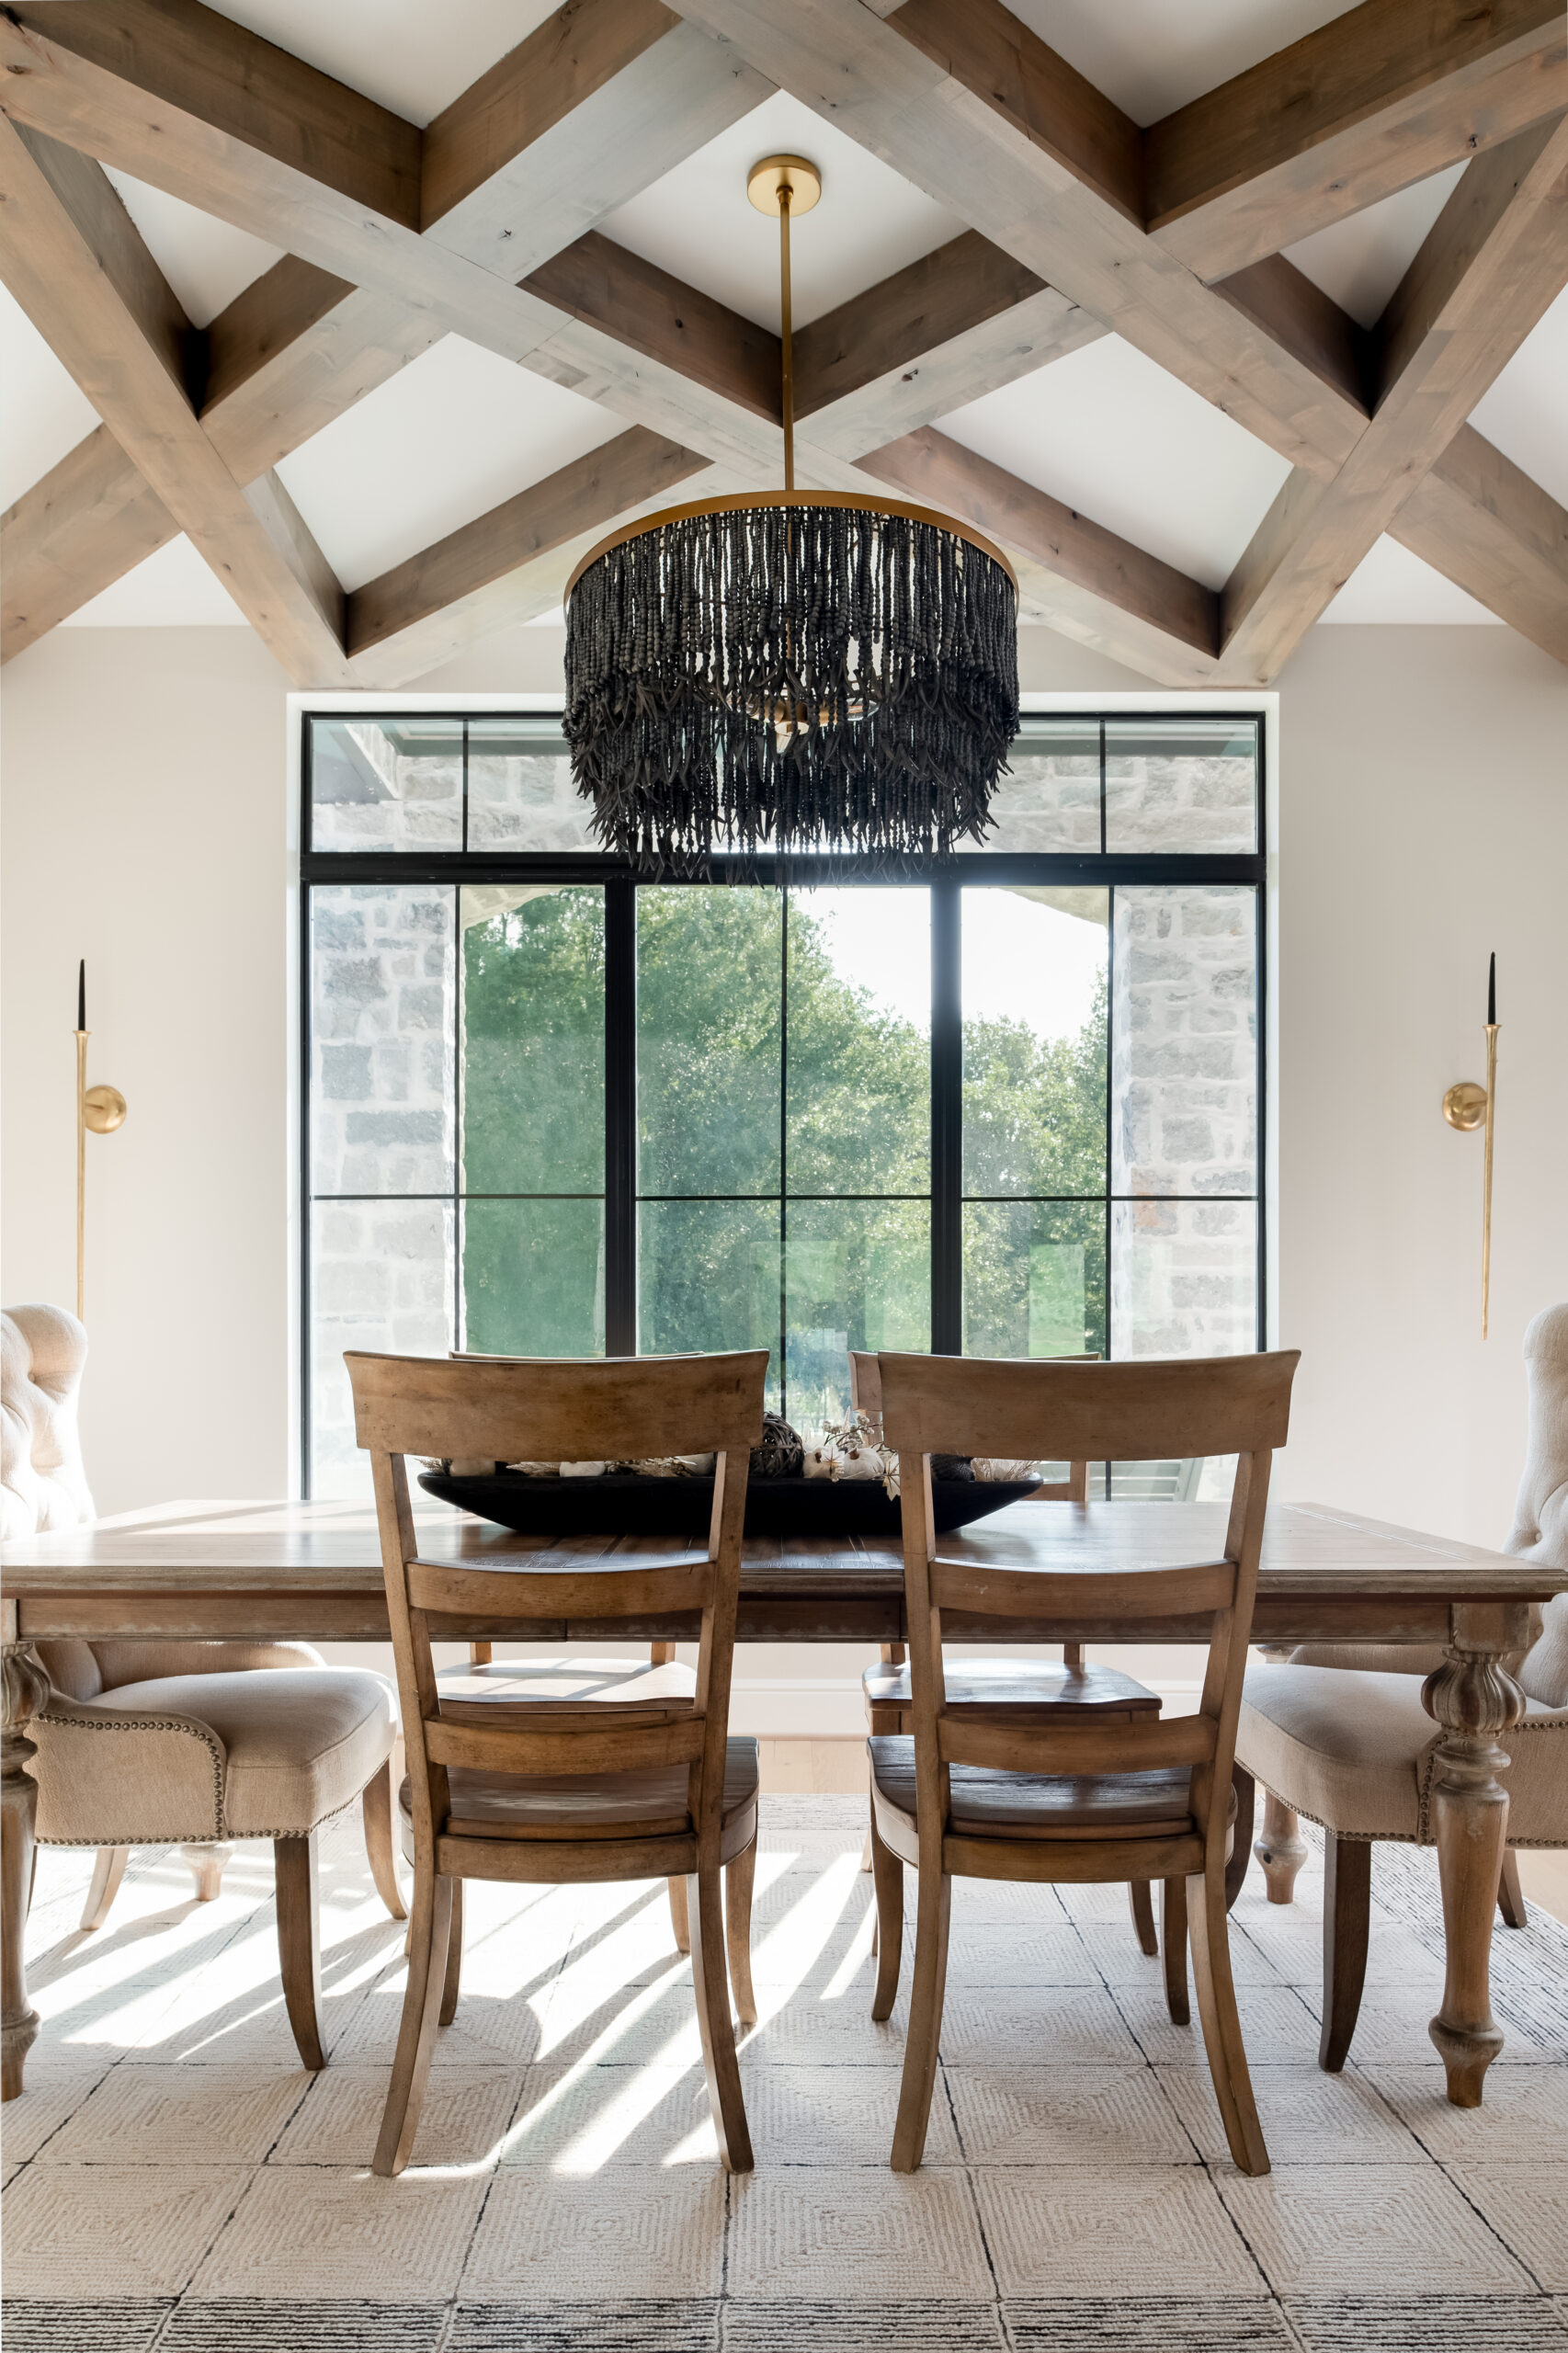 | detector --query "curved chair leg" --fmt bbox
[1129,1881,1159,1957]
[869,1818,903,2020]
[1496,1849,1528,1929]
[1226,1766,1255,1909]
[361,1762,406,1922]
[374,1870,454,2177]
[725,1837,757,2027]
[667,1875,690,1954]
[1318,1832,1371,2073]
[892,1861,950,2172]
[438,1878,464,2028]
[1161,1877,1189,2025]
[687,1866,753,2172]
[81,1847,130,1932]
[1256,1790,1307,1905]
[182,1842,233,1903]
[1188,1861,1268,2177]
[274,1833,325,2072]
